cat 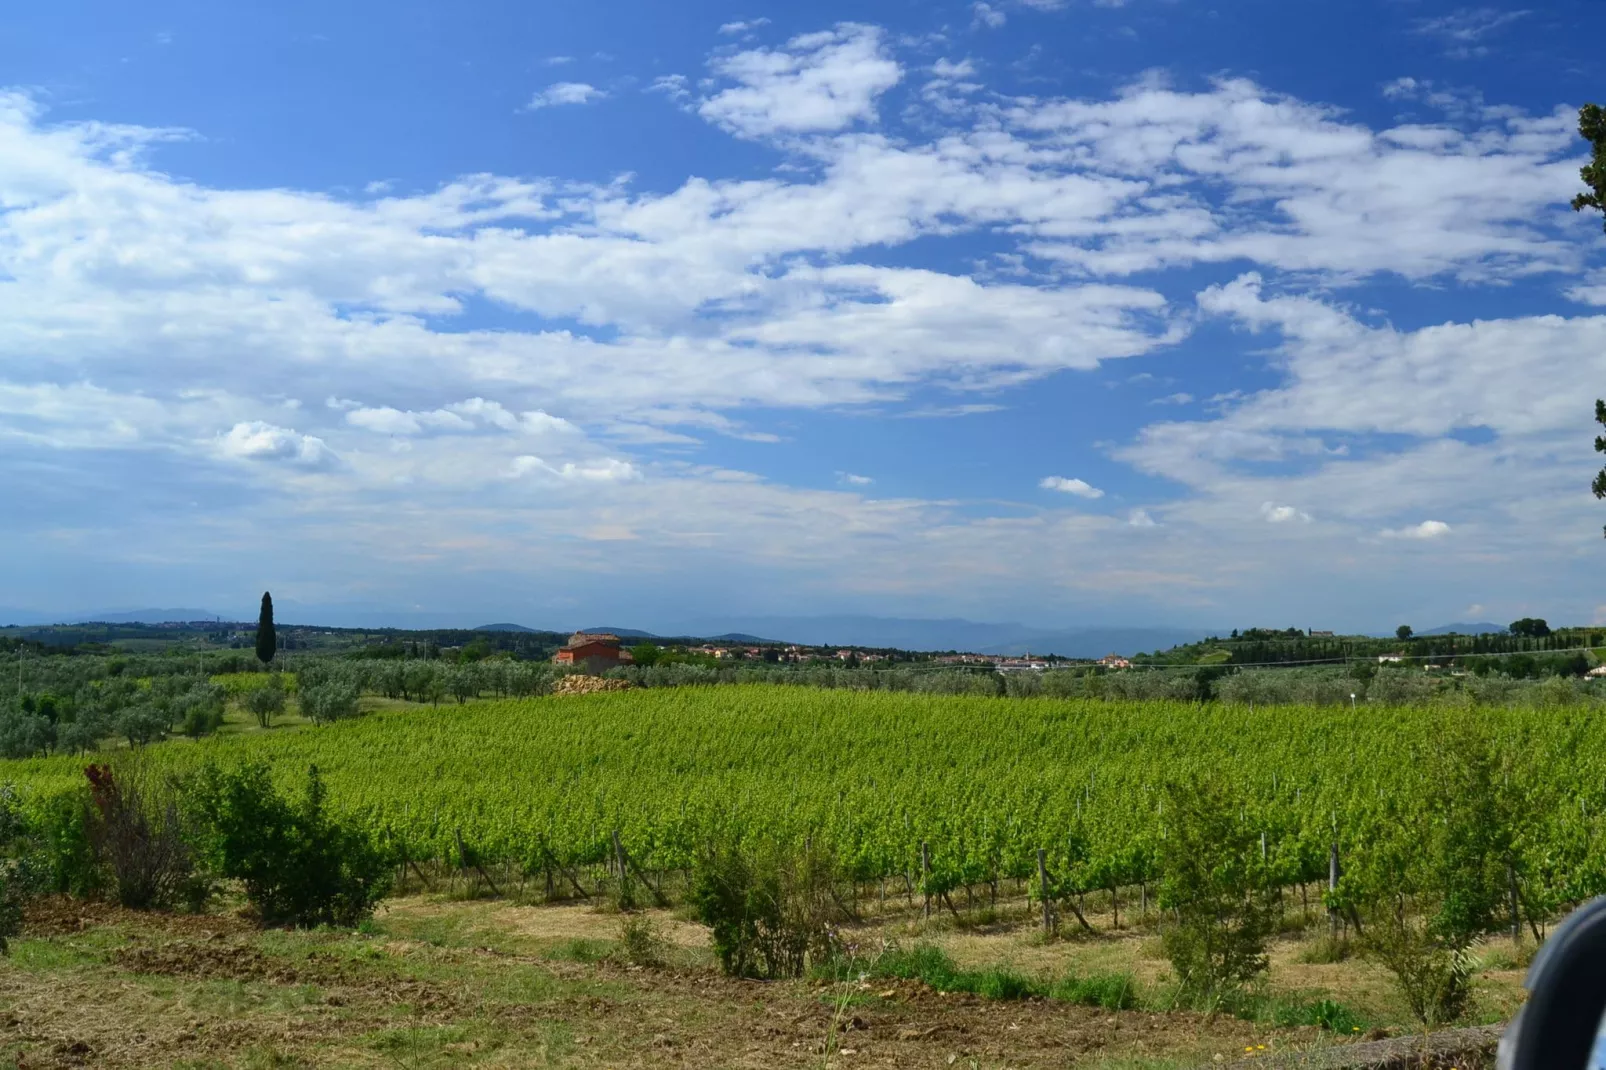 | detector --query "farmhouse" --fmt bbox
[1098,654,1132,670]
[553,632,634,672]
